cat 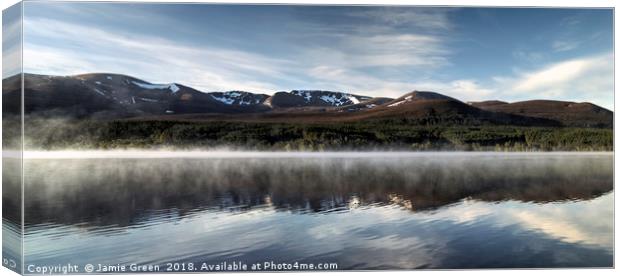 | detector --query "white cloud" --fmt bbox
[23,45,97,75]
[415,80,495,102]
[348,7,453,30]
[288,22,450,75]
[298,44,448,78]
[551,40,581,52]
[2,45,22,78]
[560,16,582,27]
[341,33,449,68]
[512,50,545,63]
[2,16,22,78]
[293,13,451,70]
[305,65,415,97]
[268,8,453,94]
[23,15,455,98]
[513,58,593,92]
[19,14,613,111]
[23,18,296,93]
[498,54,613,110]
[305,65,495,102]
[22,16,453,97]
